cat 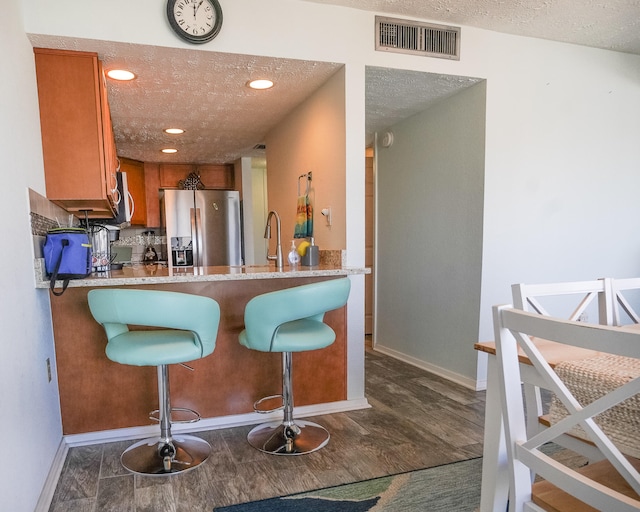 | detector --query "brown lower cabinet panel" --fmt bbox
[50,277,347,435]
